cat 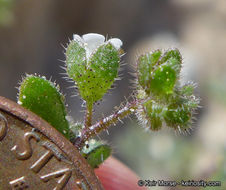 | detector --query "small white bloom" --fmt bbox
[108,38,123,50]
[73,33,123,60]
